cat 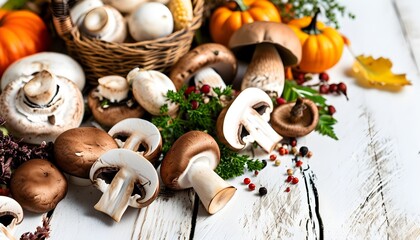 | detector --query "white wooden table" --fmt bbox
[10,0,420,239]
